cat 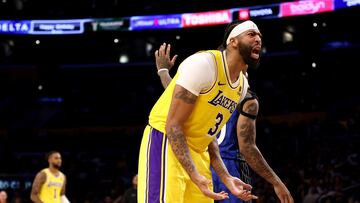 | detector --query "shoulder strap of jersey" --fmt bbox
[238,90,258,120]
[205,50,224,79]
[199,50,223,94]
[42,168,49,174]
